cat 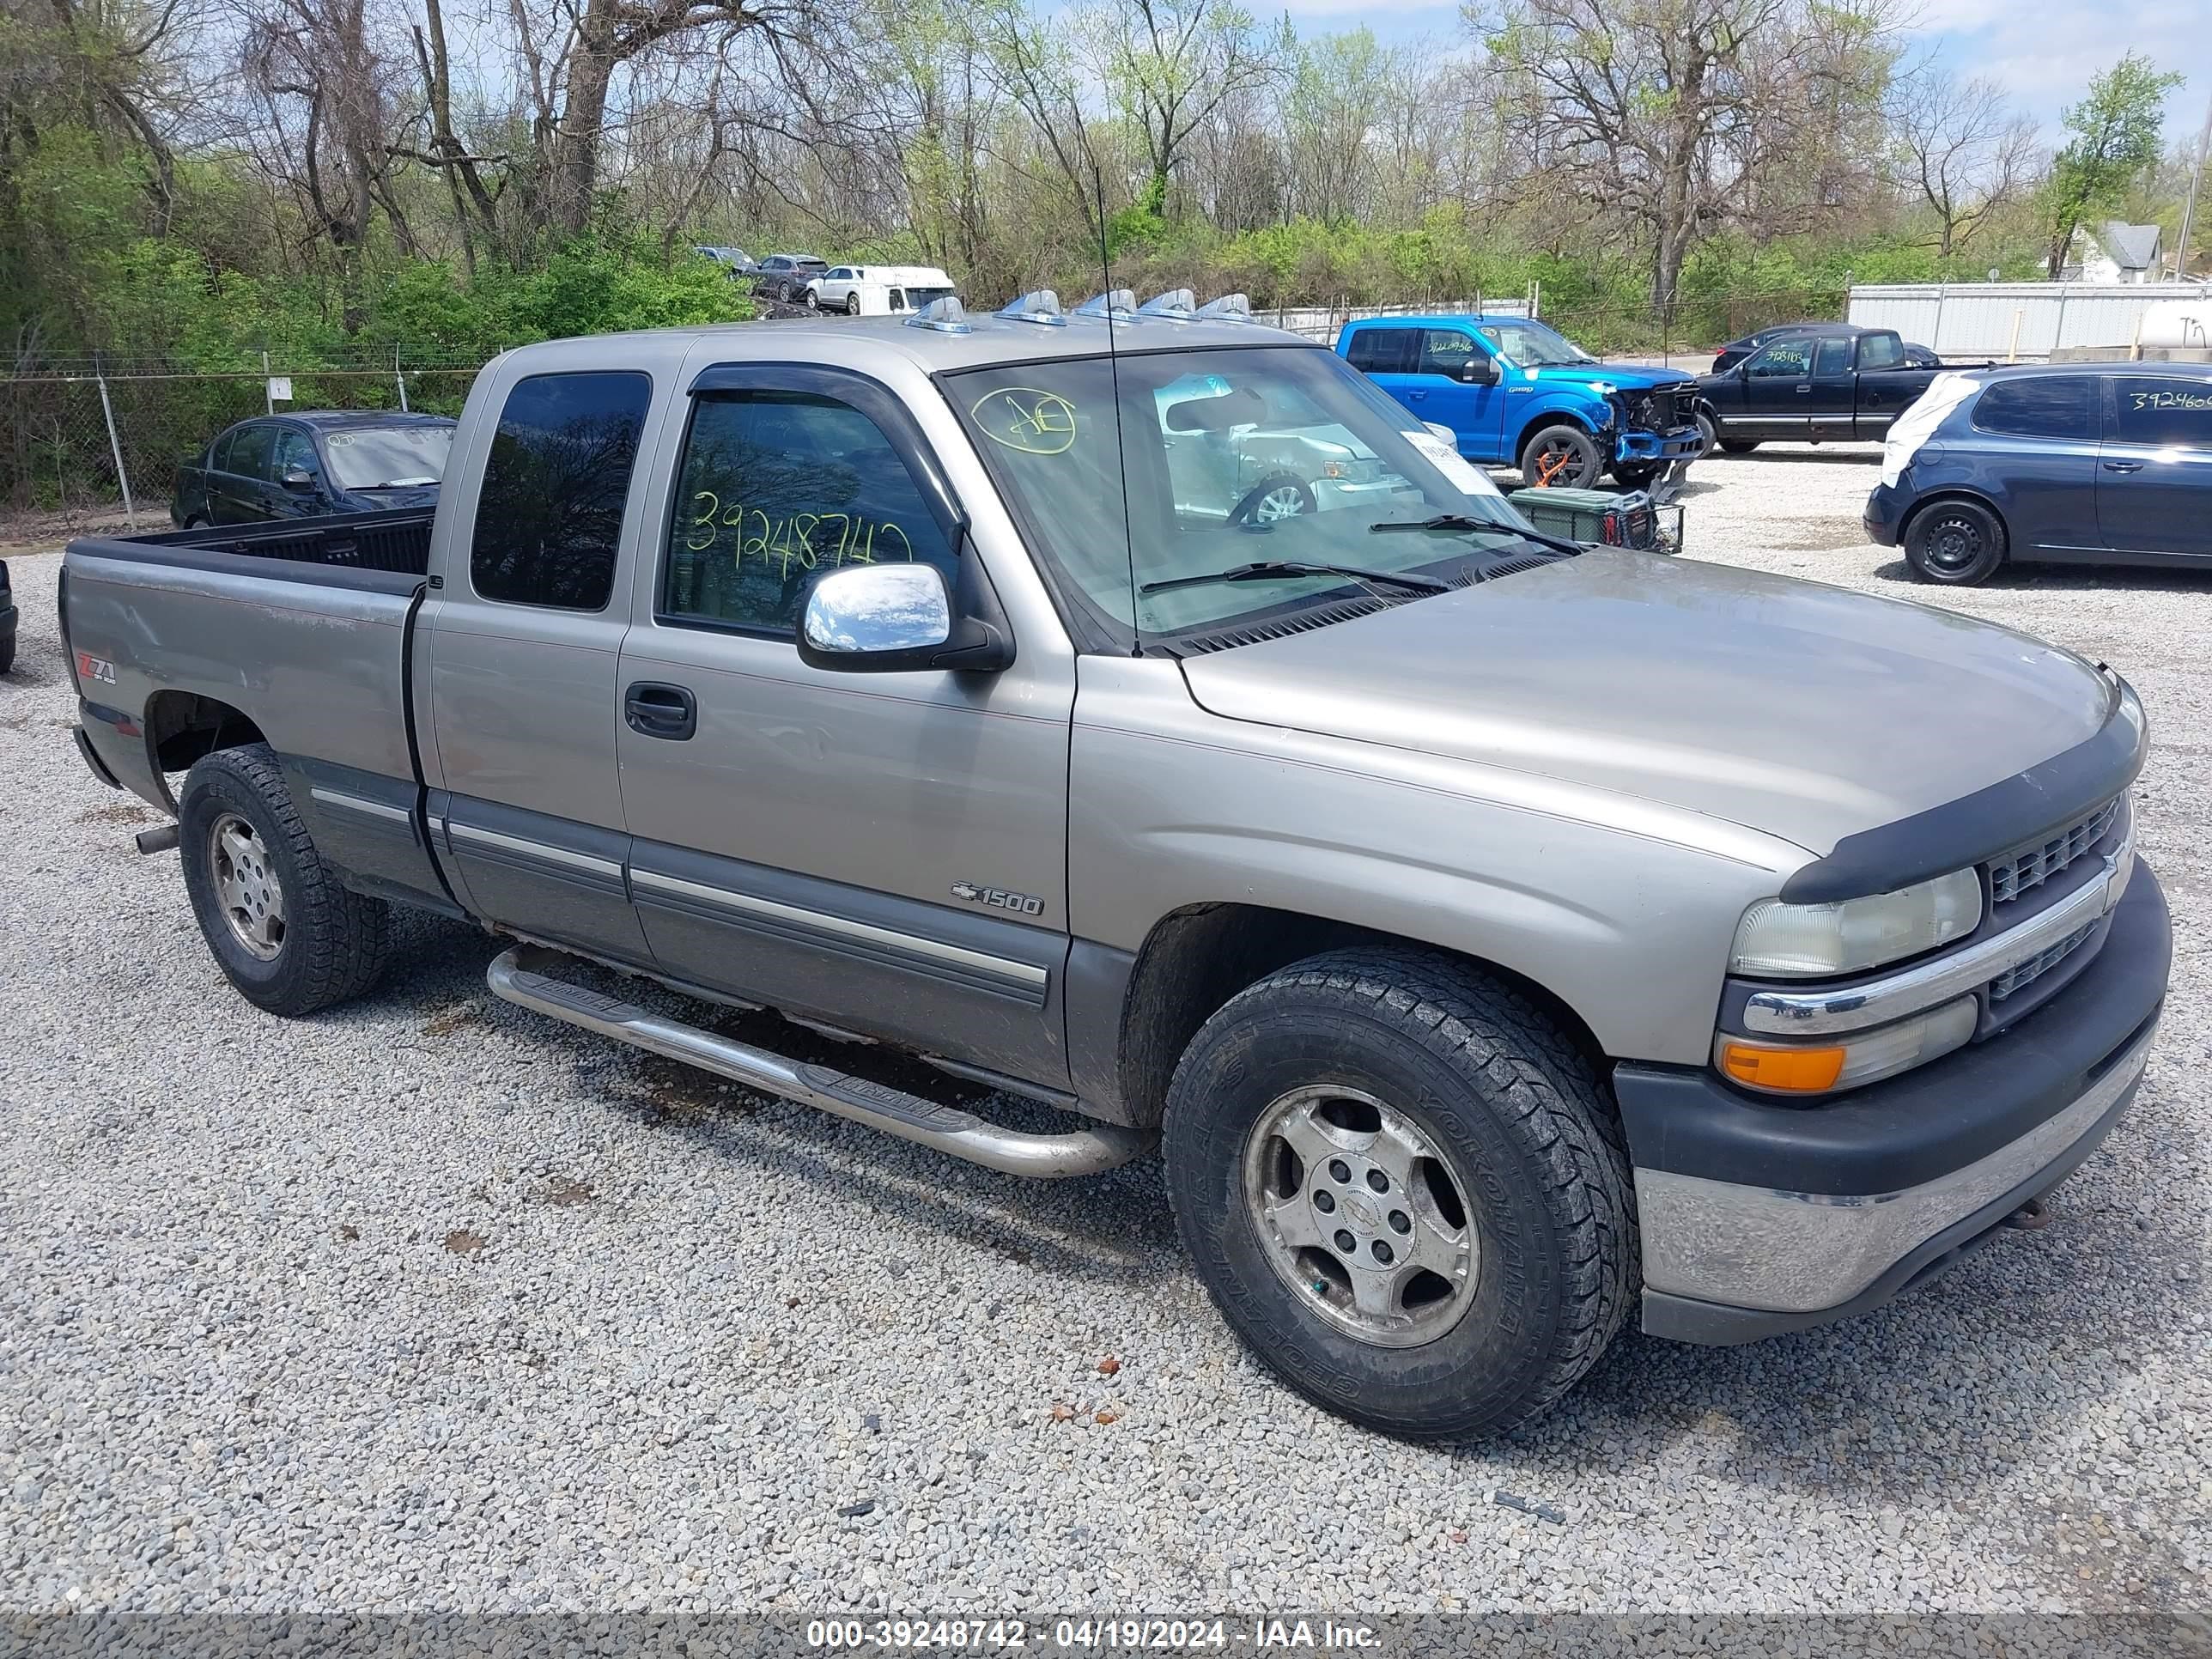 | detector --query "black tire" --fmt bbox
[1230,473,1317,526]
[1163,948,1637,1441]
[1520,424,1601,489]
[1717,439,1760,455]
[0,634,13,676]
[1904,497,2006,585]
[1612,462,1662,489]
[177,743,392,1016]
[1692,411,1719,457]
[845,293,863,316]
